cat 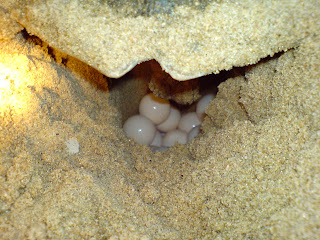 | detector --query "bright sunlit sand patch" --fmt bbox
[0,65,13,102]
[0,54,37,118]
